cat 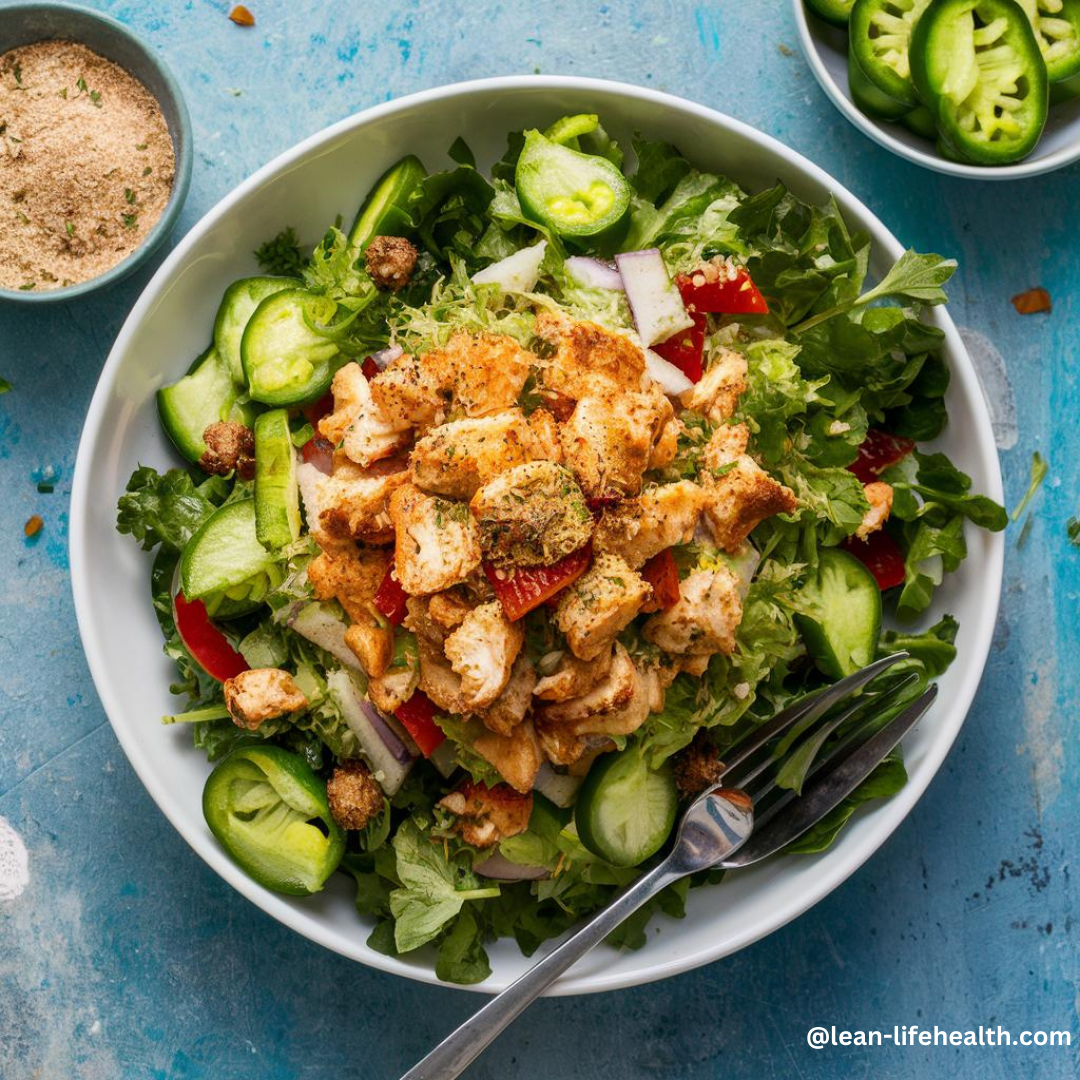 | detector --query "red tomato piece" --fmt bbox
[484,545,592,622]
[373,561,409,626]
[849,429,916,484]
[361,356,380,380]
[640,548,682,612]
[300,435,335,474]
[675,267,768,315]
[173,592,250,682]
[651,312,706,382]
[302,390,335,428]
[394,691,446,757]
[844,530,906,591]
